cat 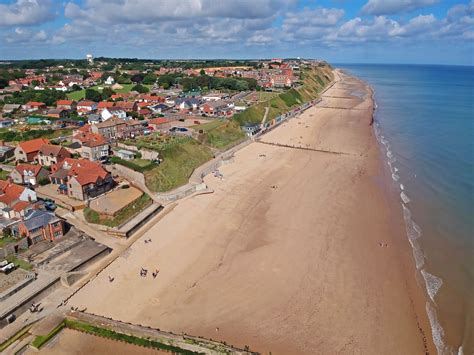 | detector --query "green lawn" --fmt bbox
[84,194,152,228]
[145,140,213,192]
[31,322,65,349]
[67,84,152,100]
[192,120,246,149]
